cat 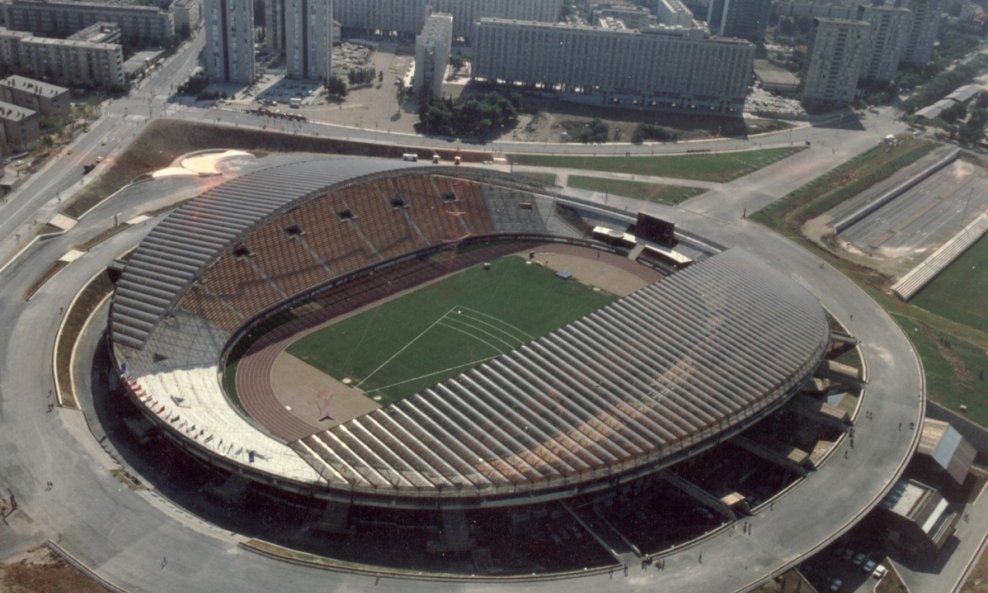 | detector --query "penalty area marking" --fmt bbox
[356,305,533,391]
